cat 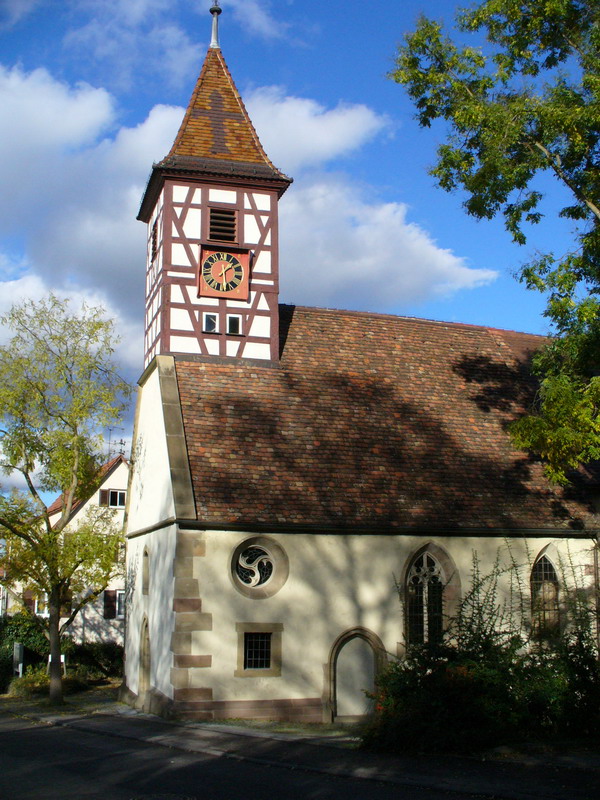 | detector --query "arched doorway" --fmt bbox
[328,627,386,721]
[138,616,150,706]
